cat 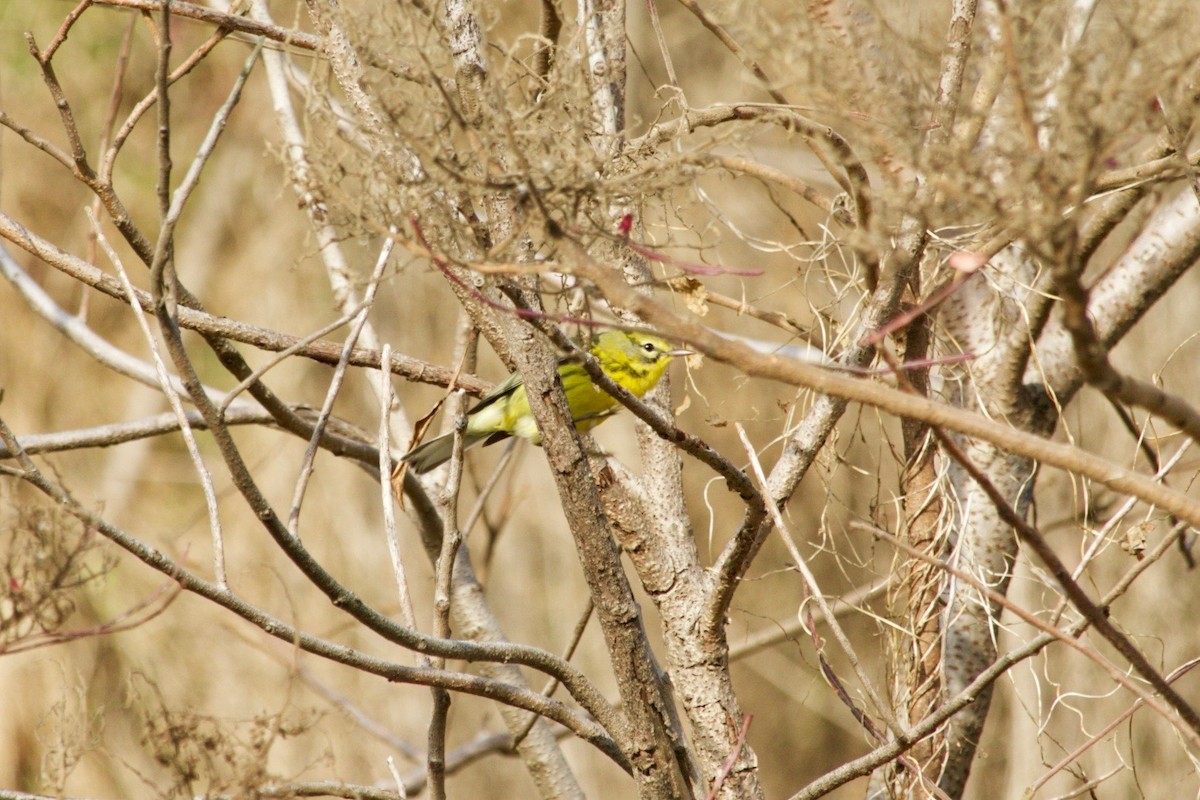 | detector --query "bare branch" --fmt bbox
[93,0,321,51]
